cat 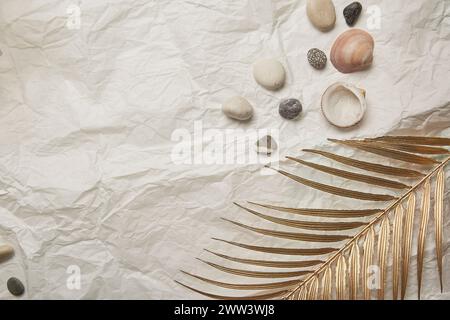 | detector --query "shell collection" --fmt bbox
[221,0,373,129]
